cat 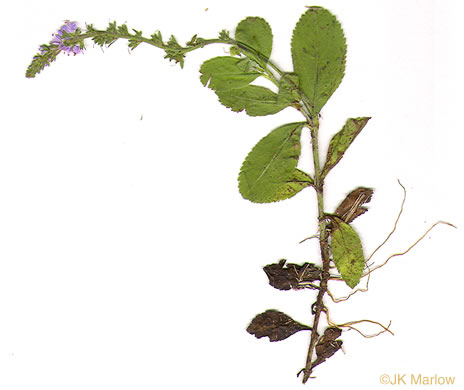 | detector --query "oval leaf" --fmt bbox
[199,56,261,91]
[247,309,311,342]
[238,123,308,203]
[322,117,370,179]
[331,221,365,288]
[216,85,289,116]
[235,17,273,61]
[291,7,346,114]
